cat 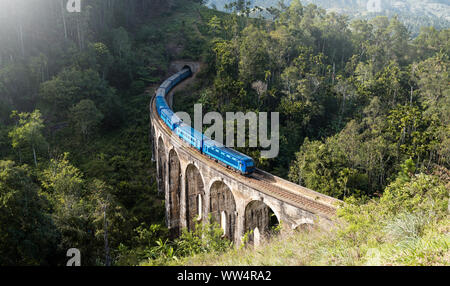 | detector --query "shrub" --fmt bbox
[384,212,431,242]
